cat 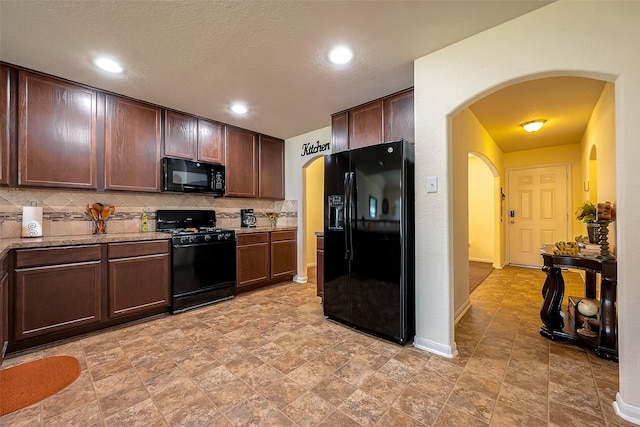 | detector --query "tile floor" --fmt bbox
[0,266,630,426]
